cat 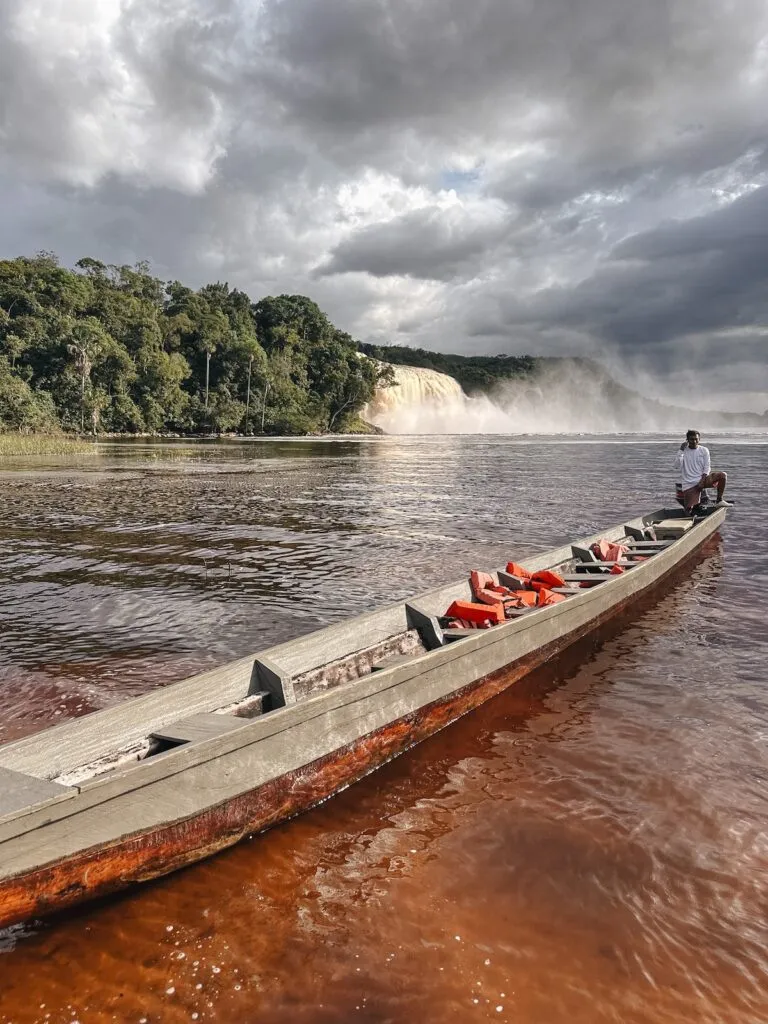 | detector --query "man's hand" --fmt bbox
[680,442,687,451]
[699,474,708,487]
